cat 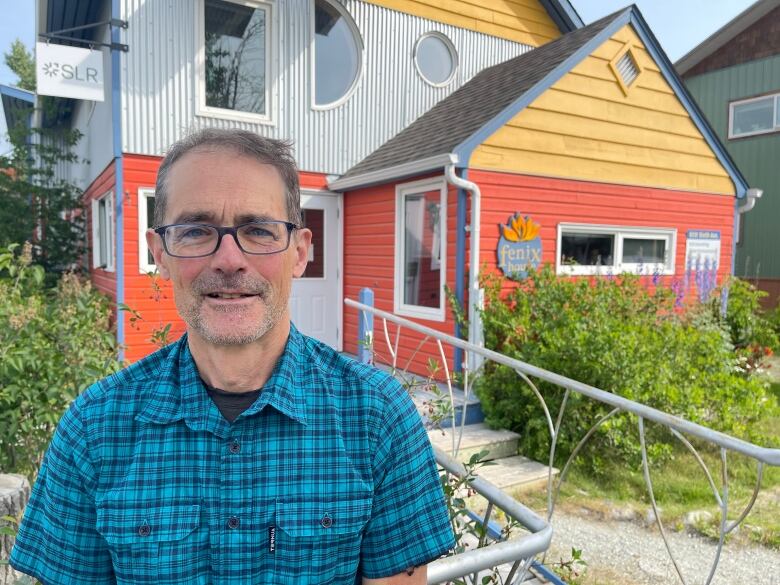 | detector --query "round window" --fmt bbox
[415,33,457,86]
[314,0,362,107]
